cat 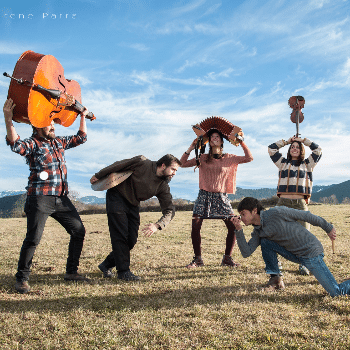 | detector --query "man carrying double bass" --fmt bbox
[3,98,90,294]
